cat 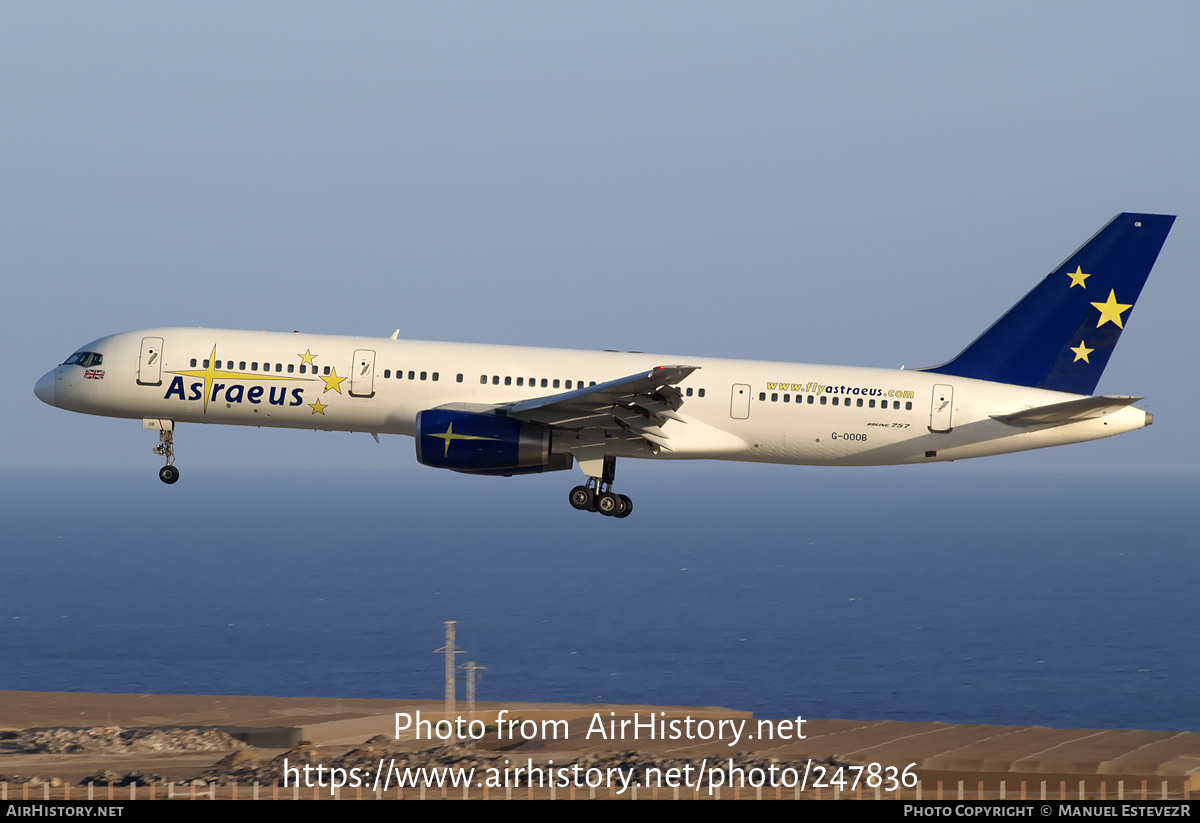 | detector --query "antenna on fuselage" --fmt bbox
[390,329,400,340]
